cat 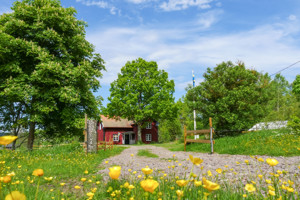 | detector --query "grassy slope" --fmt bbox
[155,129,300,156]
